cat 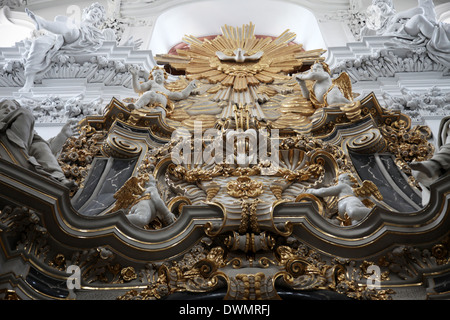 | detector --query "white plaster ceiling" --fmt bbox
[2,0,450,55]
[3,0,450,52]
[148,0,327,55]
